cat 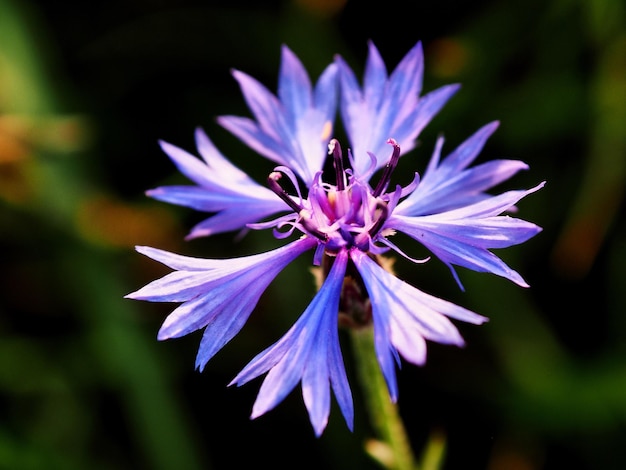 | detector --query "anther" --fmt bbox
[267,171,328,243]
[267,172,304,213]
[372,138,401,197]
[329,139,346,191]
[367,201,389,238]
[353,200,389,250]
